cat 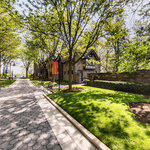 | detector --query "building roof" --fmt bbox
[45,49,100,64]
[84,49,100,61]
